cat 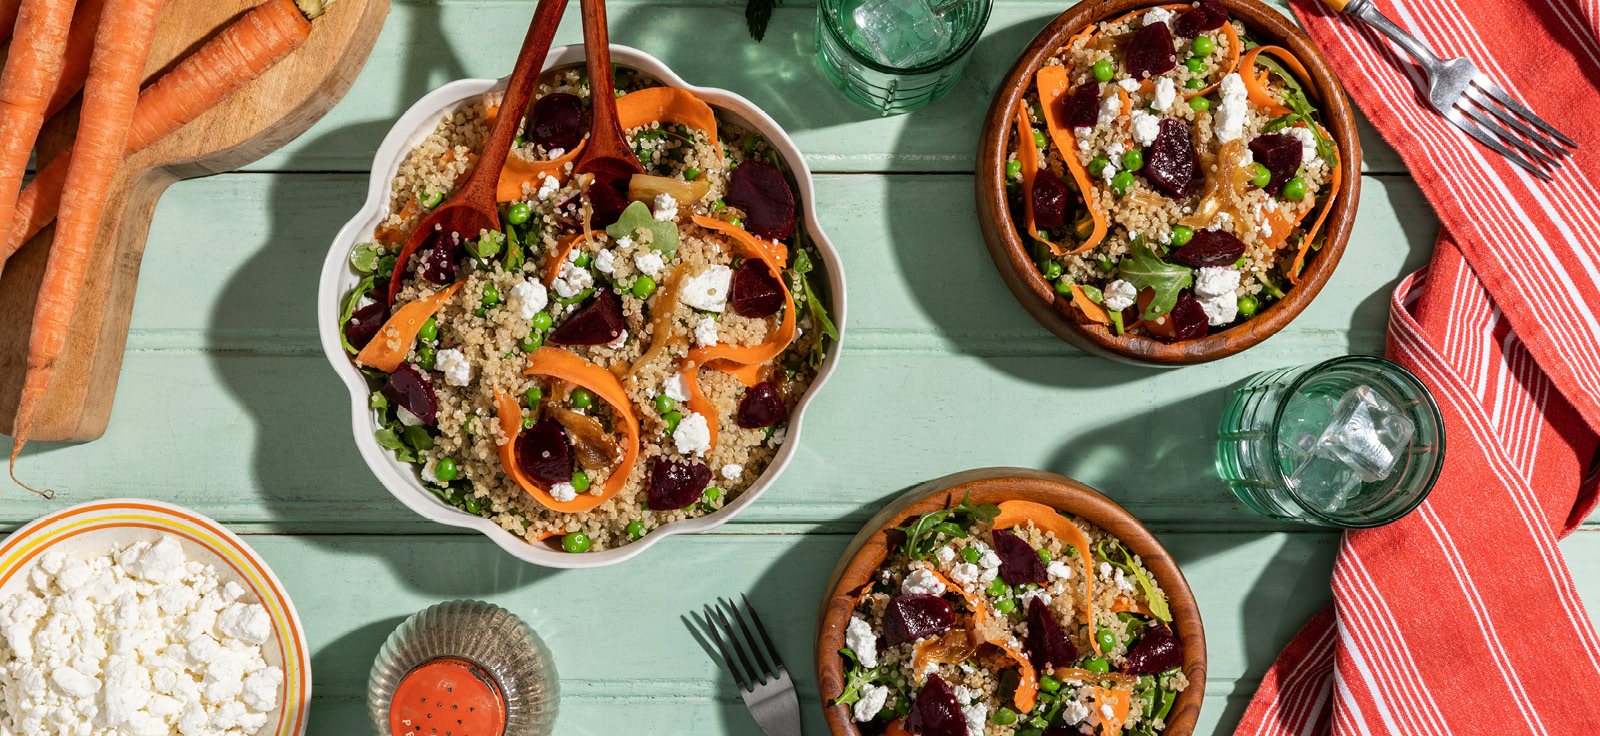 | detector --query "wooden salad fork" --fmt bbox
[572,0,646,185]
[385,0,569,304]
